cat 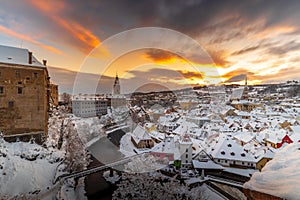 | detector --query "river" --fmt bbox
[84,128,127,200]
